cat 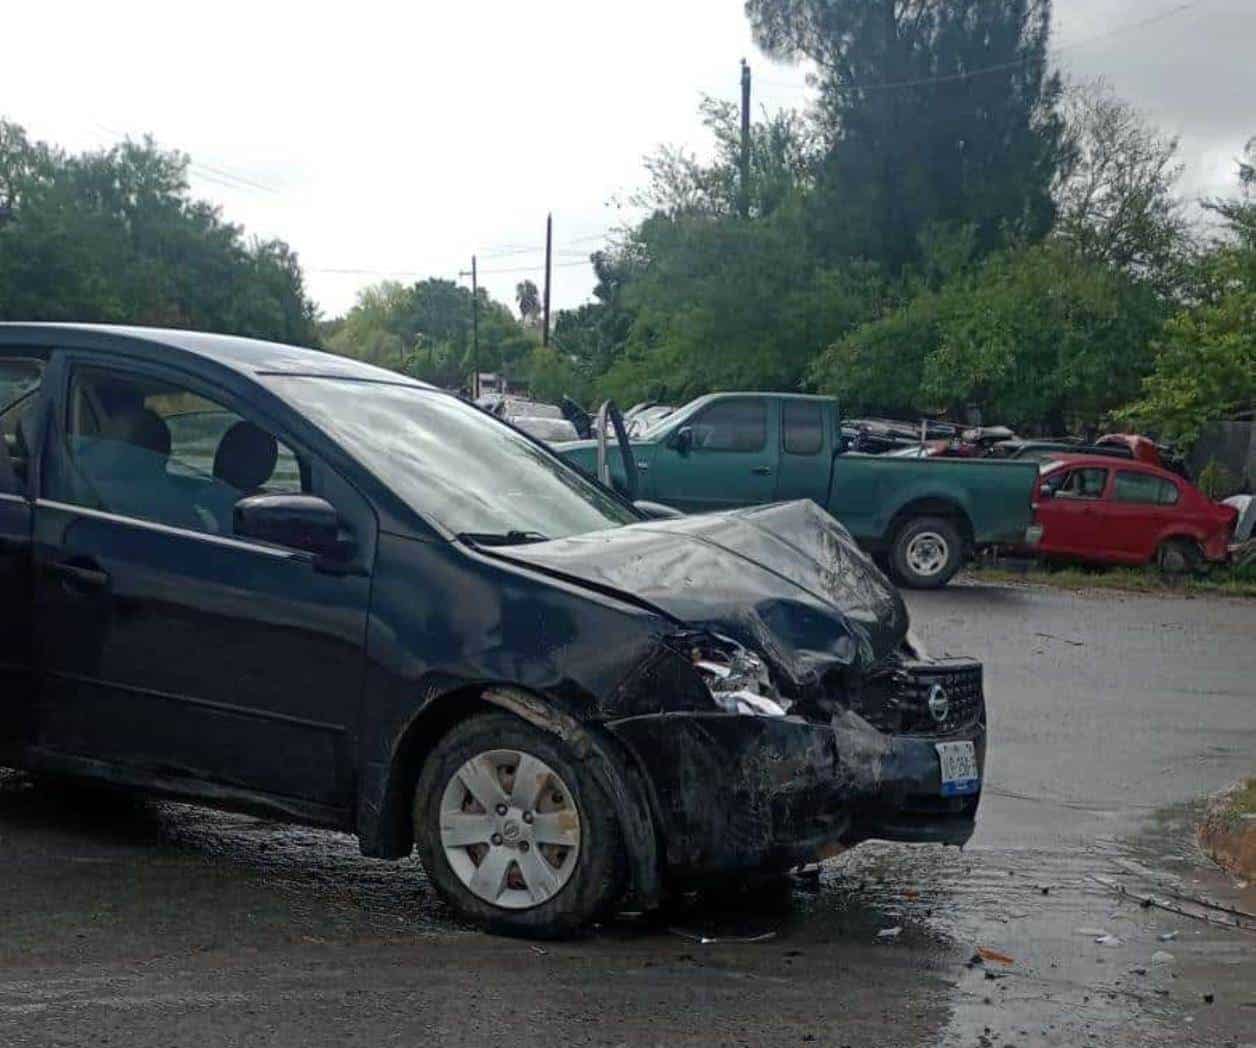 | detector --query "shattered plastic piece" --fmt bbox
[1158,931,1178,942]
[1151,951,1175,966]
[1095,935,1123,947]
[669,928,777,945]
[530,945,548,956]
[1077,927,1108,937]
[976,947,1015,966]
[877,926,903,940]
